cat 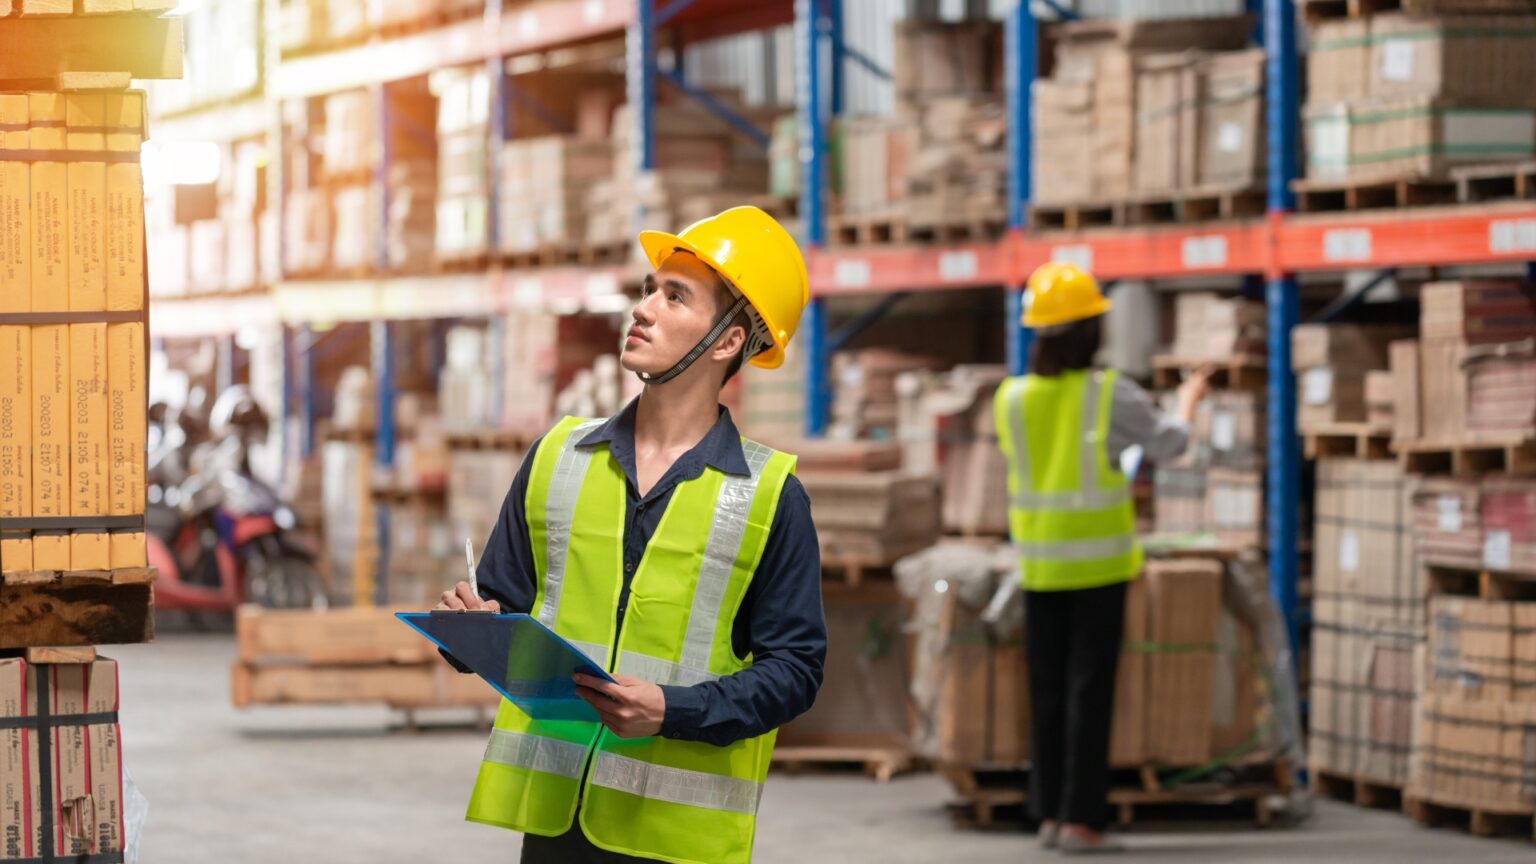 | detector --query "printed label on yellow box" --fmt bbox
[67,95,107,313]
[0,326,30,573]
[28,93,67,314]
[108,323,145,568]
[70,324,108,571]
[31,324,68,571]
[0,94,29,315]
